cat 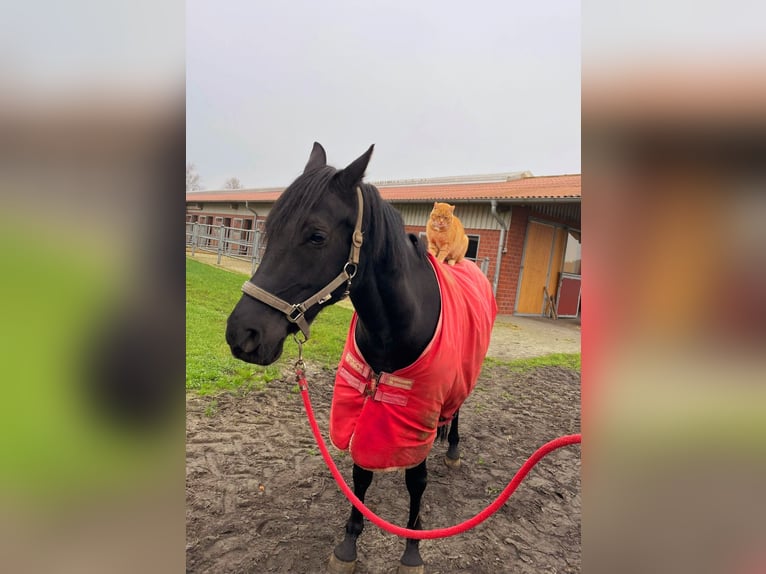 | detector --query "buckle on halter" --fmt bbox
[343,262,358,280]
[287,304,305,323]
